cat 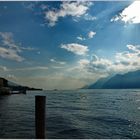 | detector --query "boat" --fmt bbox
[10,90,26,94]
